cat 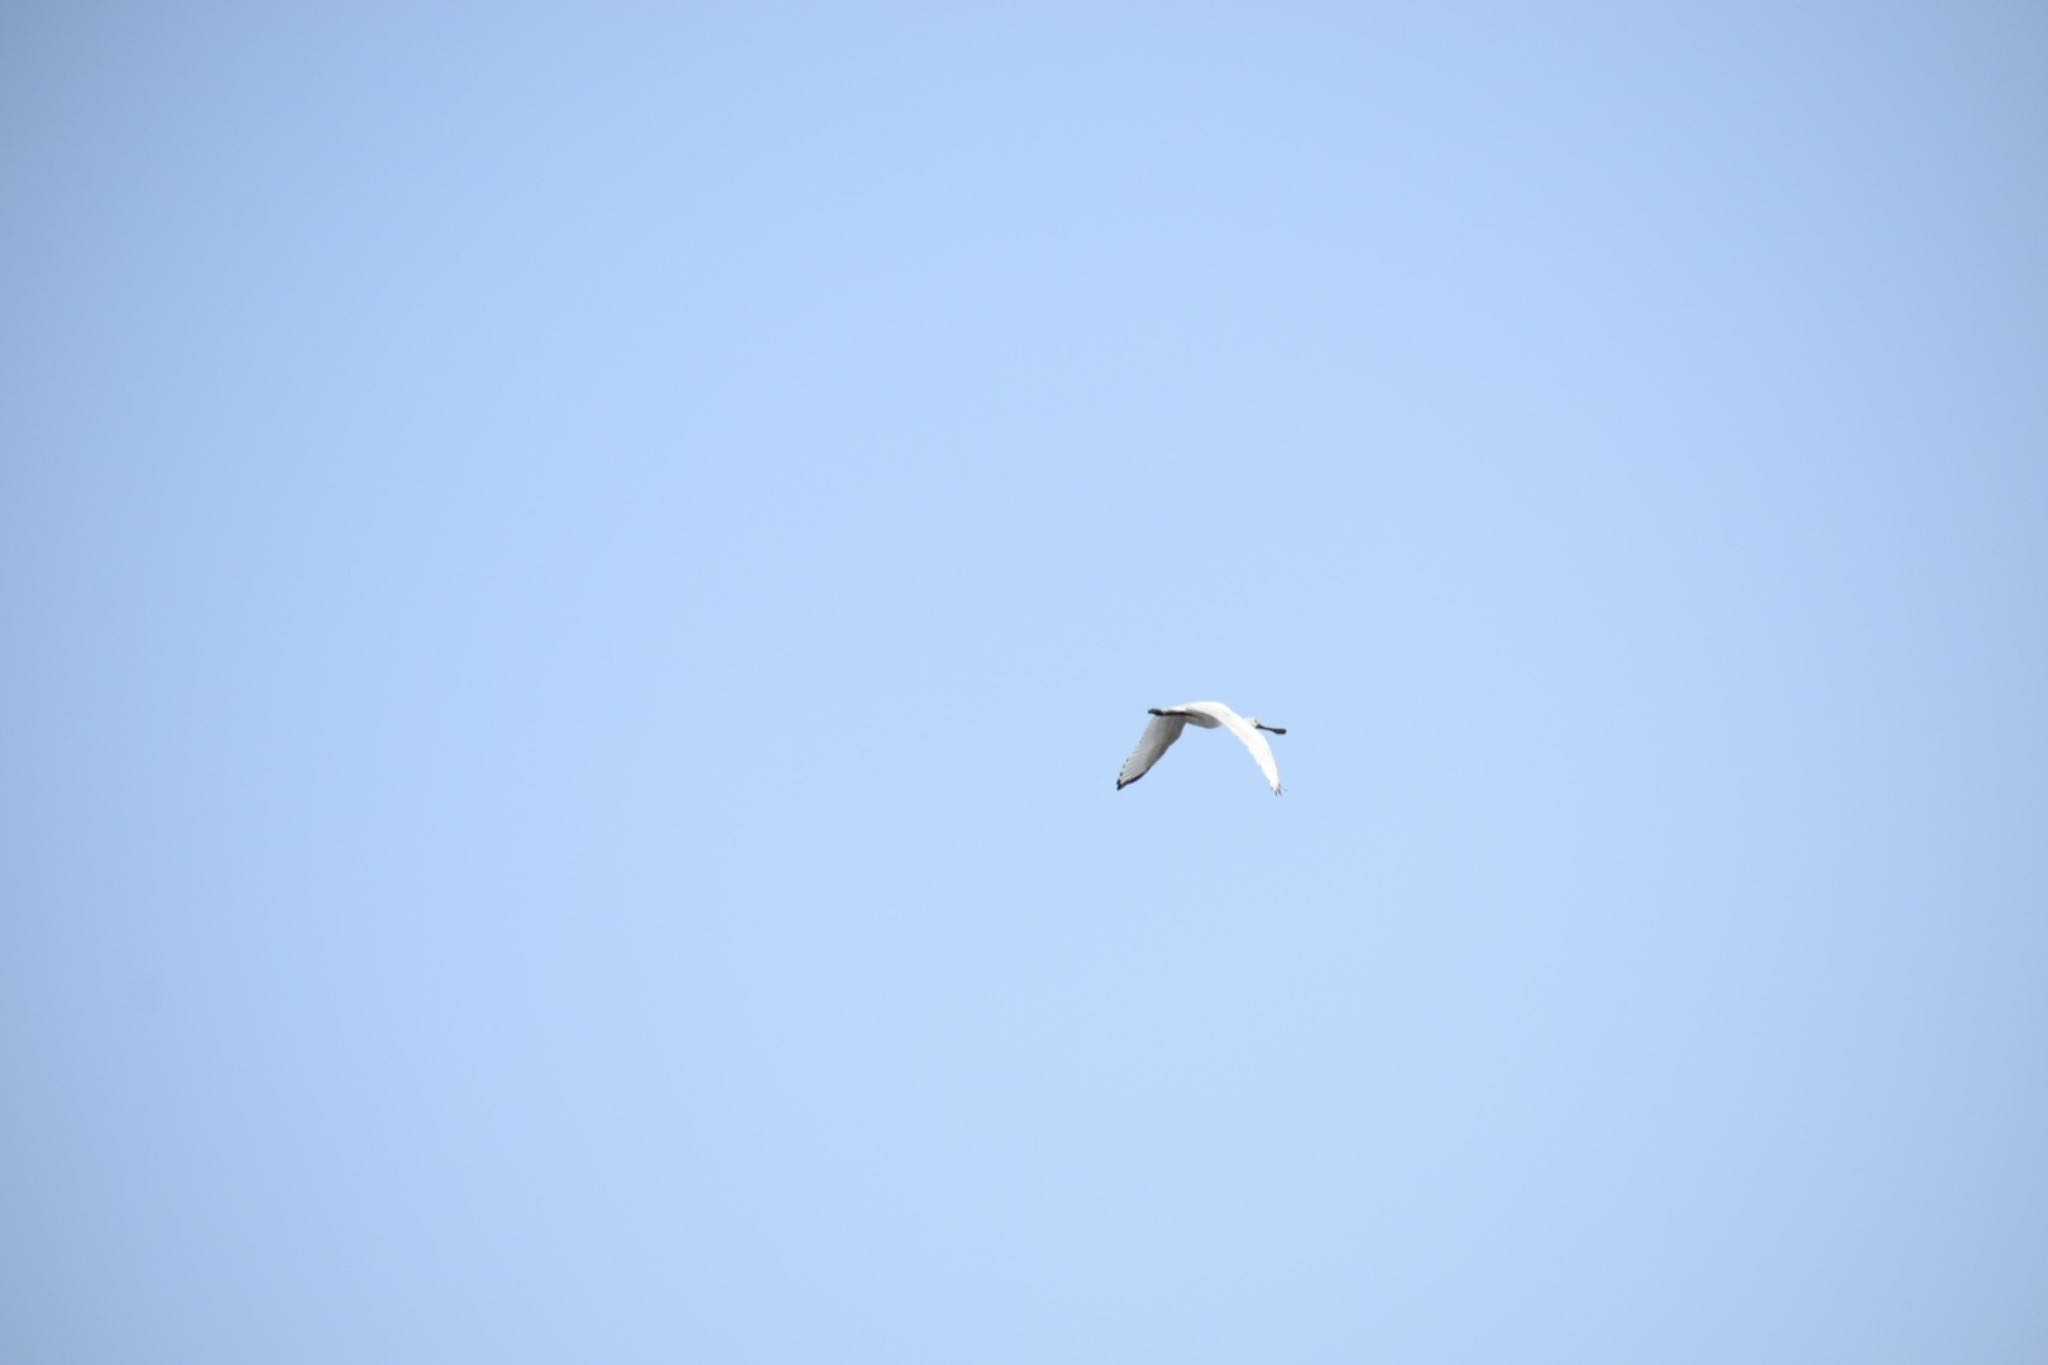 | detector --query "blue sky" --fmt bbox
[5,5,2046,1361]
